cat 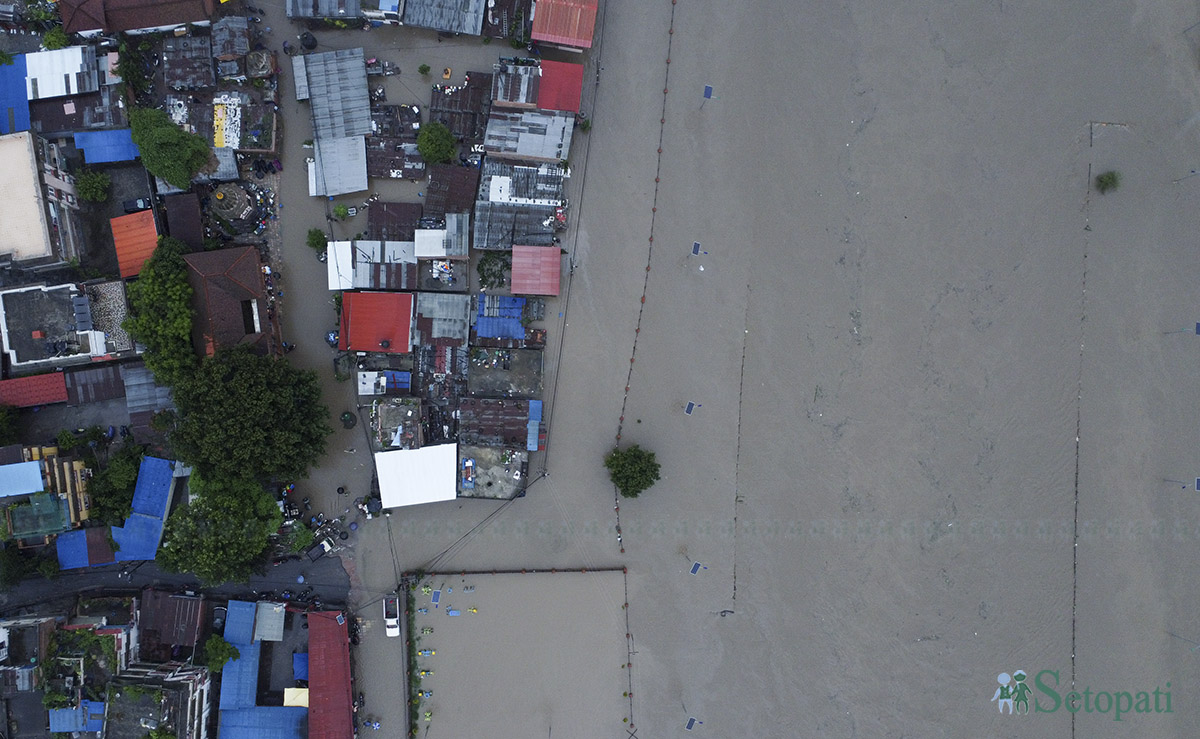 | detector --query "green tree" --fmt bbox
[158,475,282,584]
[129,108,212,189]
[123,237,197,388]
[41,26,69,50]
[170,347,331,481]
[306,228,327,252]
[418,63,431,76]
[0,404,19,445]
[604,444,661,498]
[88,442,145,524]
[76,169,111,202]
[0,51,12,67]
[417,121,455,164]
[199,634,241,673]
[1095,170,1121,194]
[333,203,350,220]
[0,545,33,589]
